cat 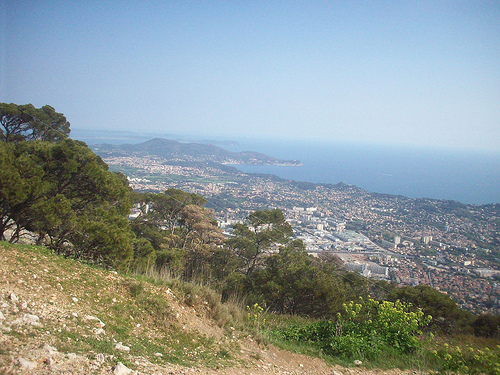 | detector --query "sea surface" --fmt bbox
[72,129,500,205]
[223,138,500,205]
